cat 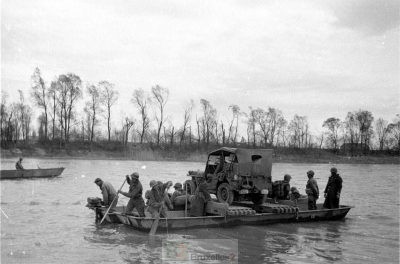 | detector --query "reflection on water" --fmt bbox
[1,158,399,263]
